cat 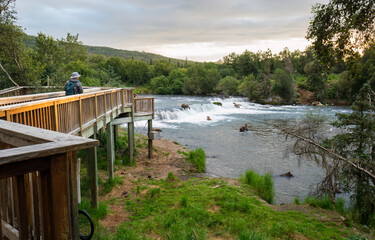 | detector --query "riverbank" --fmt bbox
[79,133,371,239]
